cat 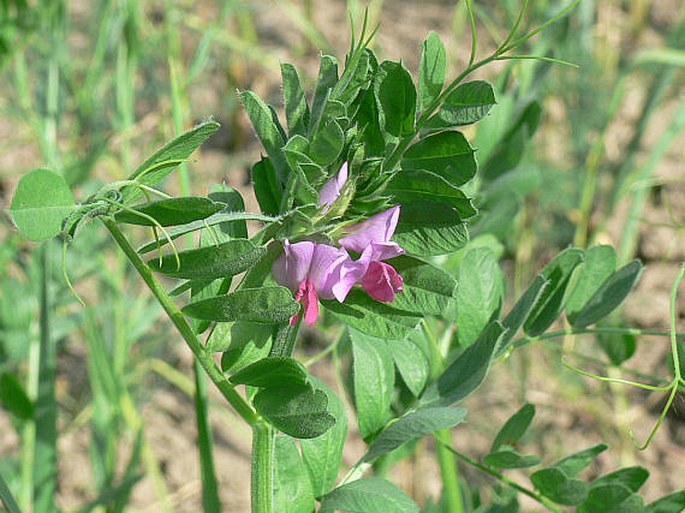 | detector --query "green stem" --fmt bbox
[102,218,258,425]
[194,358,221,512]
[436,441,564,513]
[512,326,678,349]
[434,429,464,513]
[33,244,58,513]
[251,423,275,513]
